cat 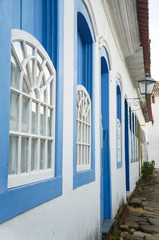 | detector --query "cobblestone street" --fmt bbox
[110,170,159,240]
